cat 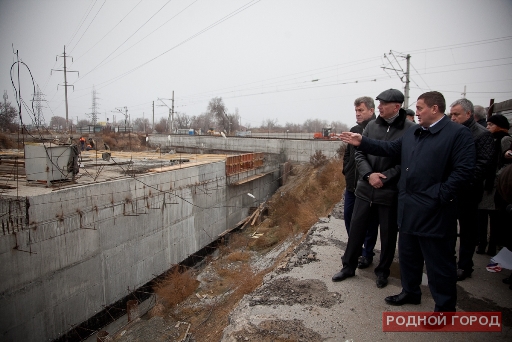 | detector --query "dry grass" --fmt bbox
[100,132,145,151]
[153,266,199,308]
[187,264,268,341]
[0,133,18,149]
[226,250,251,262]
[309,150,328,168]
